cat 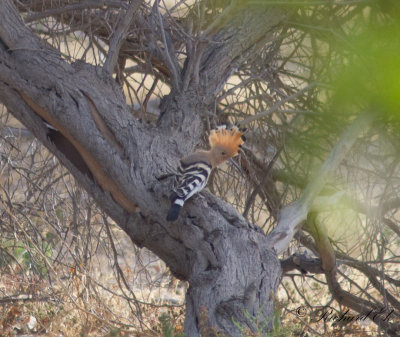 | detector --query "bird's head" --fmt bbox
[209,125,245,167]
